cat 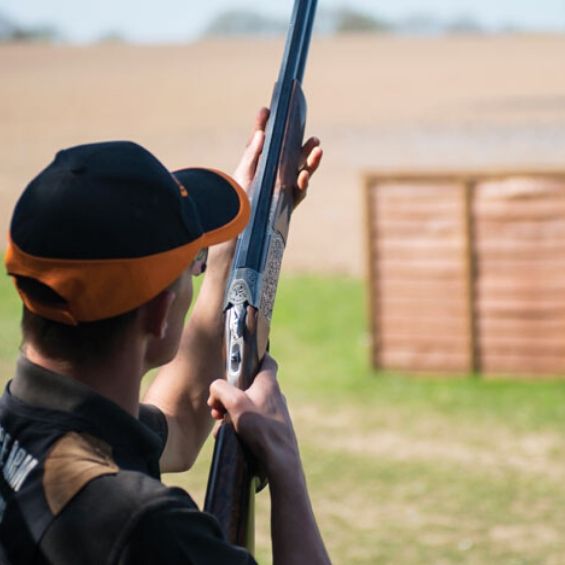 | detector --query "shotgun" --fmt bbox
[203,0,318,552]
